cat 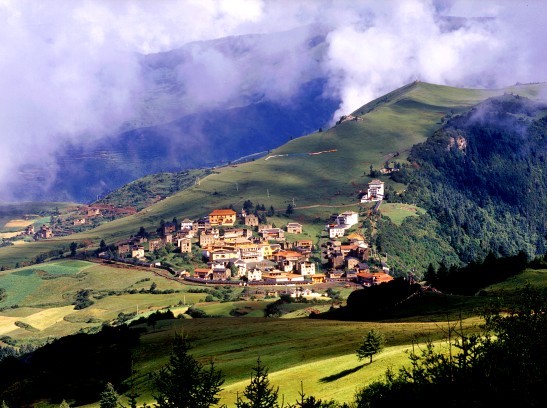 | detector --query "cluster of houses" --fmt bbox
[108,206,393,287]
[24,224,53,239]
[28,205,137,240]
[112,208,322,285]
[322,232,392,286]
